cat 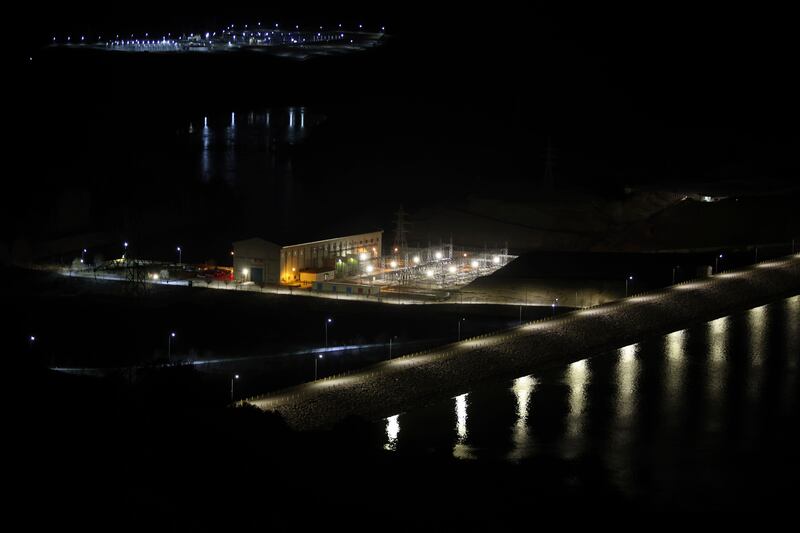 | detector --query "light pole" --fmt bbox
[457,317,465,341]
[177,246,182,266]
[315,354,323,380]
[625,276,633,297]
[388,335,398,359]
[325,318,332,348]
[123,241,128,259]
[715,254,723,274]
[551,297,559,317]
[81,248,87,264]
[168,332,175,362]
[230,374,239,401]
